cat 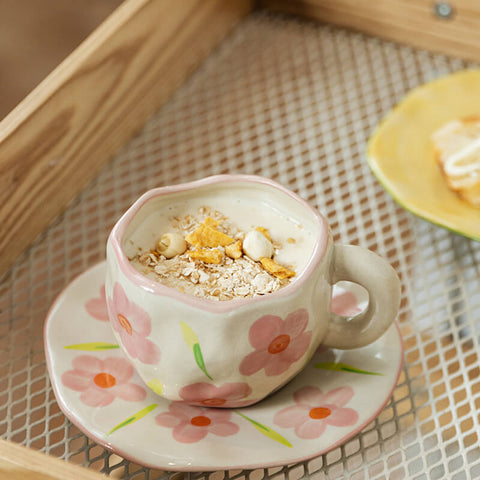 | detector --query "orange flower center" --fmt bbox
[94,373,116,389]
[268,334,291,354]
[118,314,133,335]
[309,407,331,419]
[201,398,226,407]
[190,415,211,427]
